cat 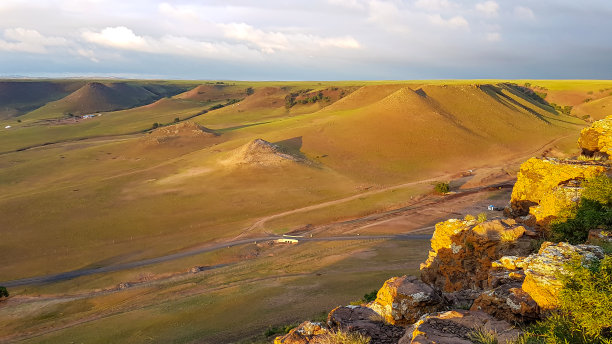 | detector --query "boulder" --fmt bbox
[471,283,540,323]
[441,289,482,311]
[327,306,406,344]
[398,310,521,344]
[578,115,612,158]
[521,242,604,310]
[529,184,582,227]
[509,157,607,218]
[420,218,533,292]
[587,229,612,244]
[368,275,442,326]
[274,321,328,344]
